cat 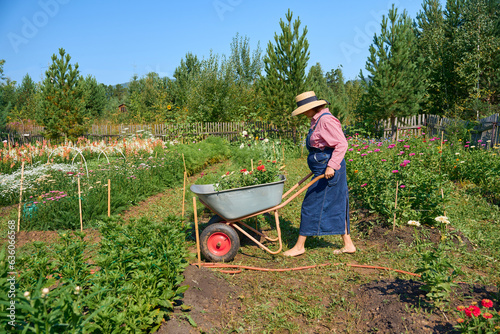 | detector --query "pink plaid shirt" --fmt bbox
[309,109,348,170]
